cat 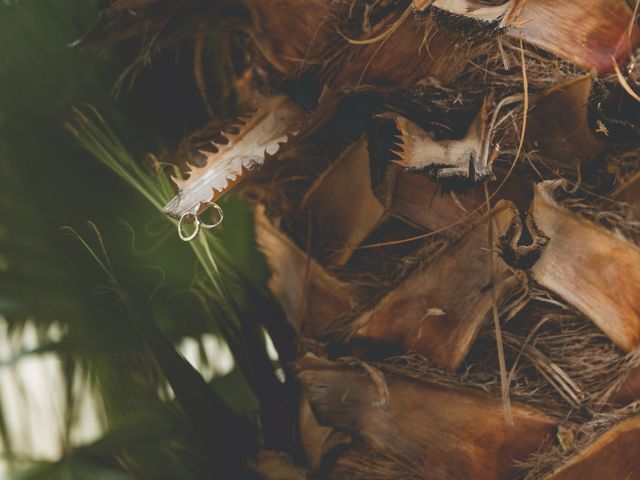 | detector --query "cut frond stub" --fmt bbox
[163,95,304,220]
[527,181,640,352]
